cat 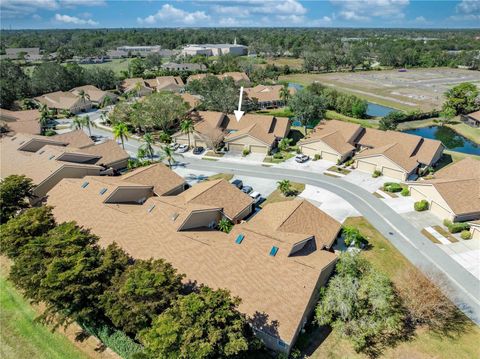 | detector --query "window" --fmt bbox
[278,340,287,348]
[99,188,108,195]
[235,234,244,244]
[81,181,89,188]
[269,246,279,257]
